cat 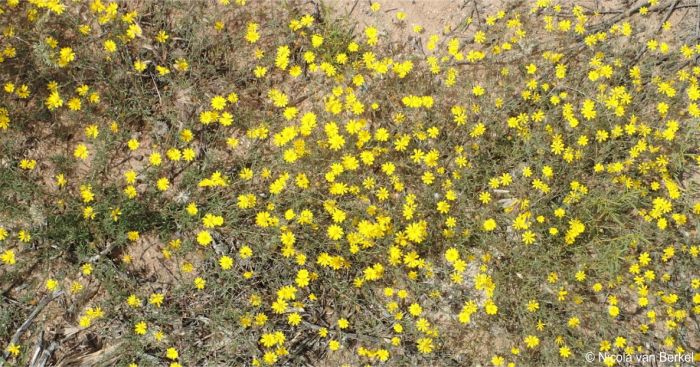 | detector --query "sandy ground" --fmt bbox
[333,0,698,41]
[336,0,473,35]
